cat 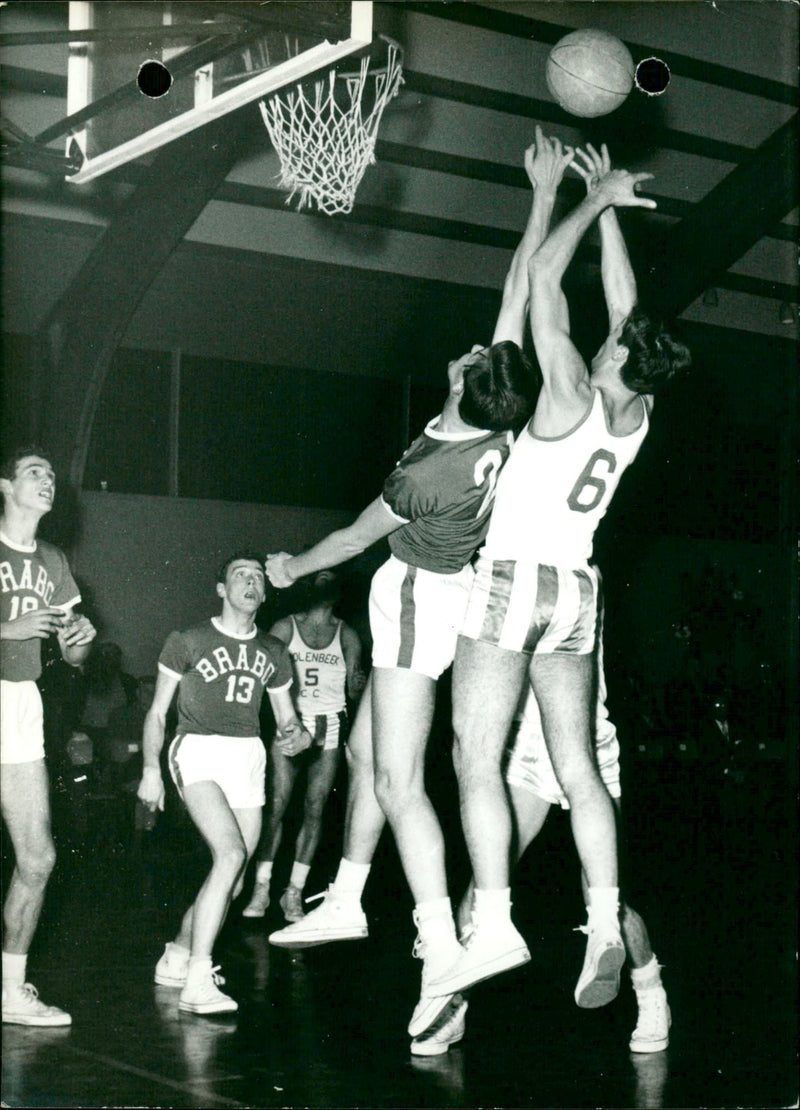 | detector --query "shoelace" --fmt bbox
[16,983,41,1003]
[210,966,226,987]
[305,886,332,908]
